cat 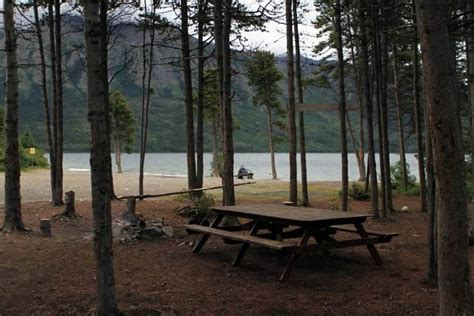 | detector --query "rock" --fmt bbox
[116,219,173,242]
[136,227,164,240]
